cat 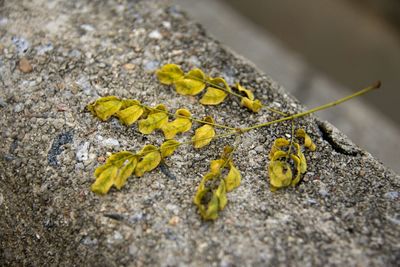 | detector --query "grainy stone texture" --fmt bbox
[0,0,399,266]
